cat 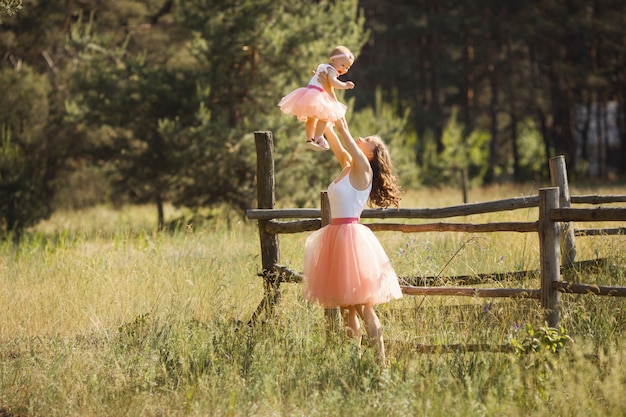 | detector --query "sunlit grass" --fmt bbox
[1,184,625,416]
